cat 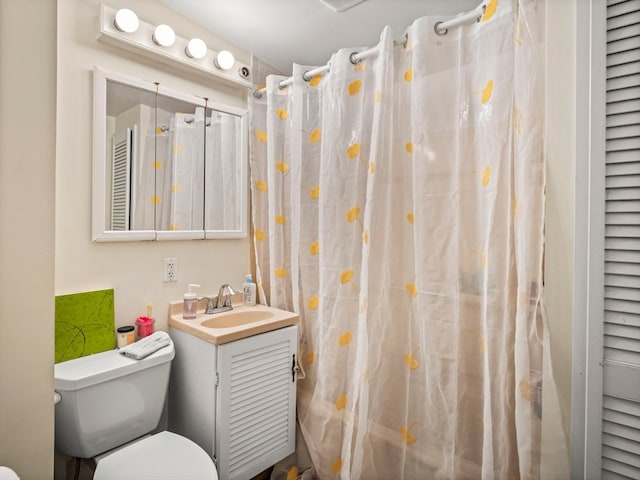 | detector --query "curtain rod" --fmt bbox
[253,1,486,99]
